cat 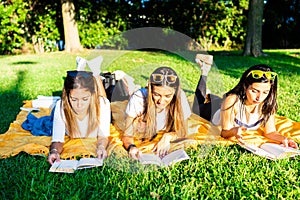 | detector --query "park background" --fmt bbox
[1,0,300,199]
[1,0,300,55]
